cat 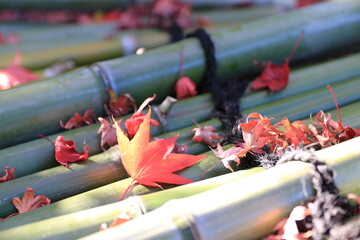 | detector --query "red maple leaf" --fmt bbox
[124,94,159,139]
[60,109,97,129]
[1,188,50,221]
[115,109,206,200]
[39,135,89,168]
[192,124,221,148]
[98,117,123,151]
[0,52,39,90]
[106,89,136,117]
[0,166,15,183]
[175,46,197,100]
[251,31,304,91]
[275,117,312,148]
